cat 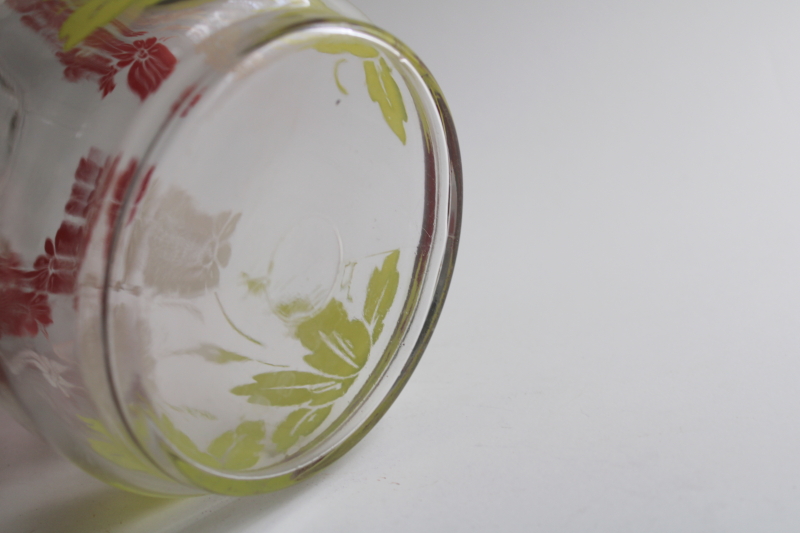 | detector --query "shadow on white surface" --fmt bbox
[0,408,324,533]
